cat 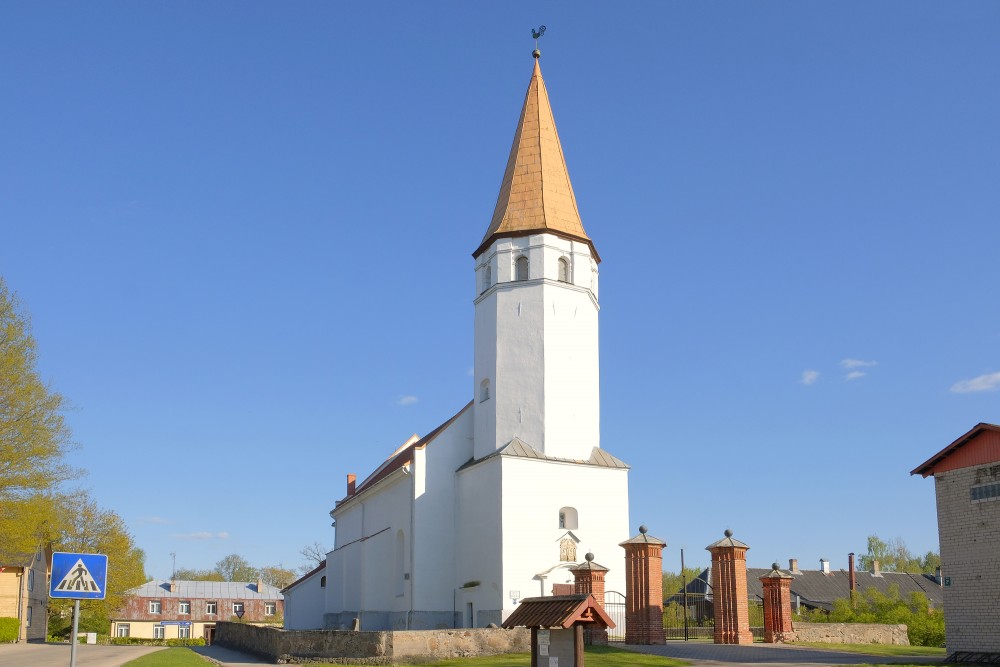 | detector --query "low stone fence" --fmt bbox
[793,622,909,645]
[214,621,530,664]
